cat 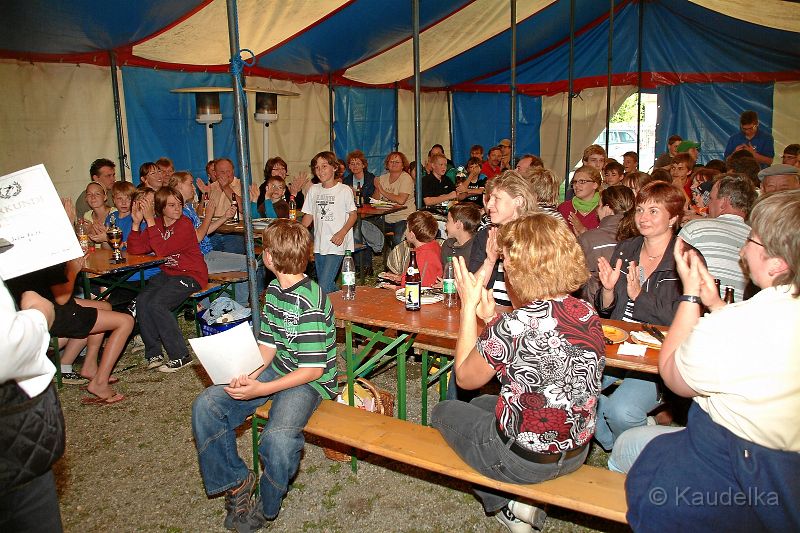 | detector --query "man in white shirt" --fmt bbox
[679,174,756,301]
